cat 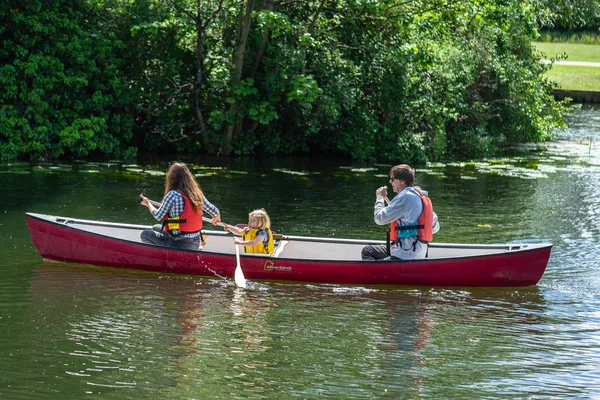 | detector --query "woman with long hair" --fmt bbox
[139,162,221,250]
